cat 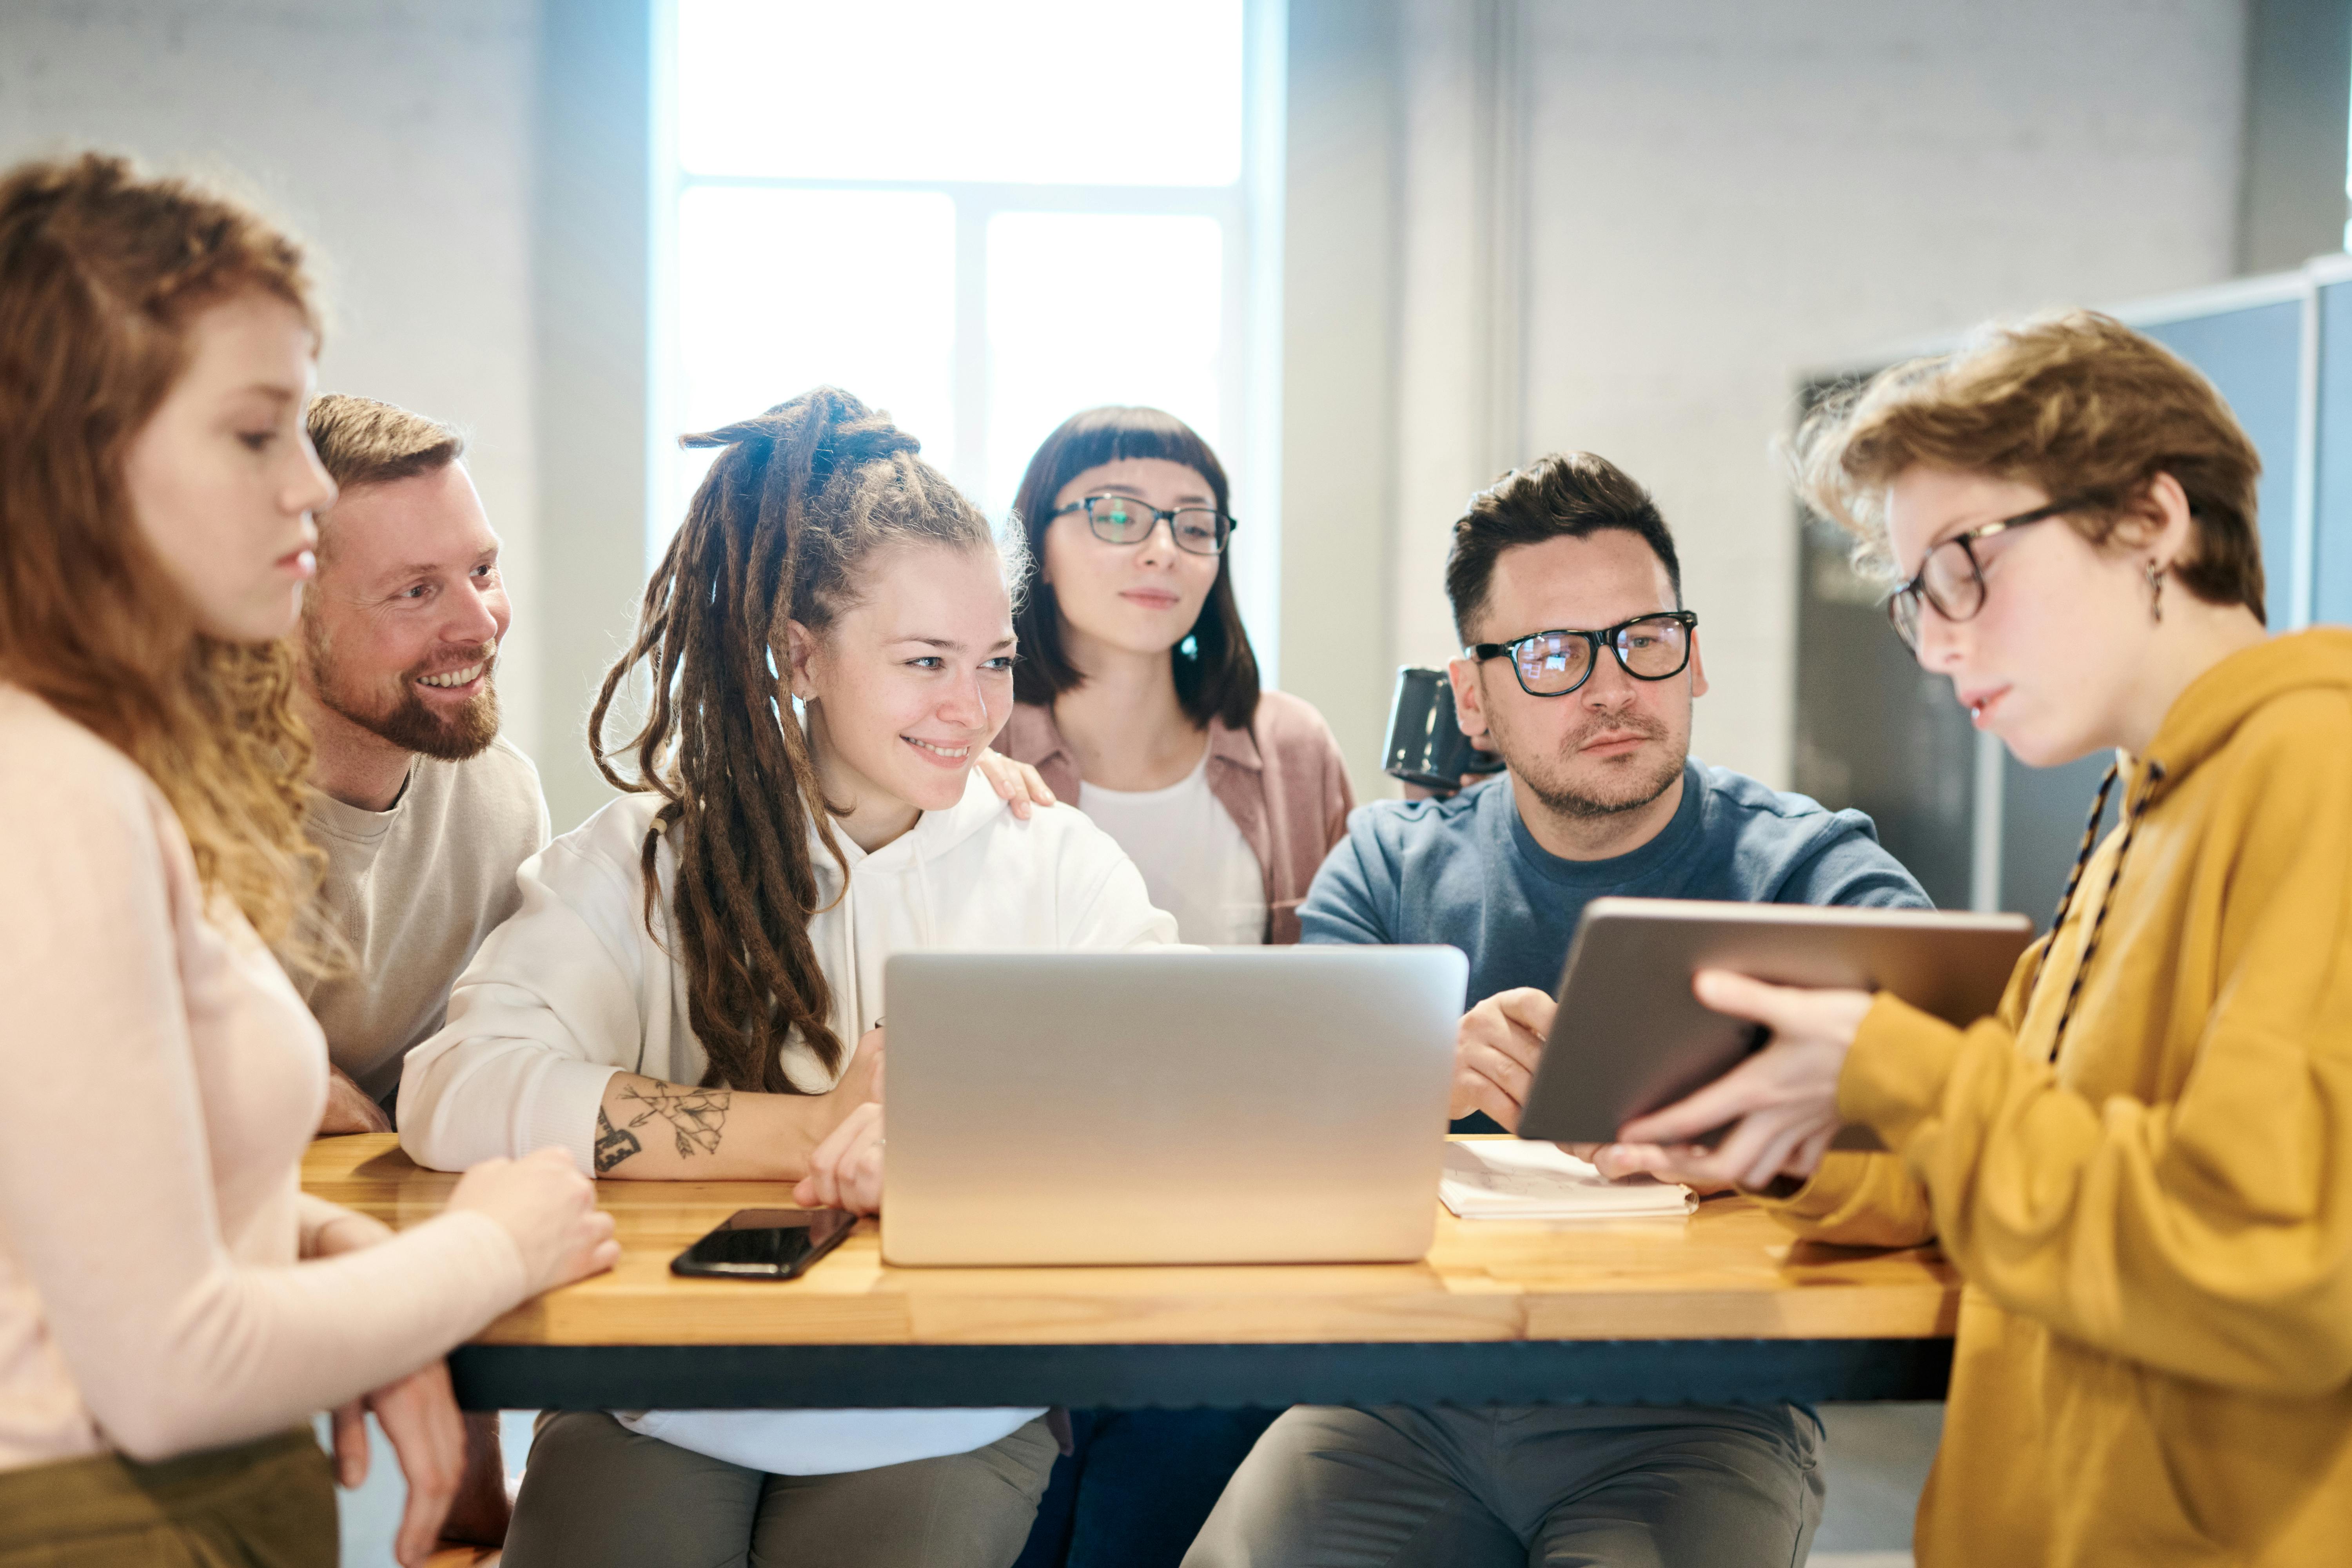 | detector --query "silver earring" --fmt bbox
[2145,561,2166,624]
